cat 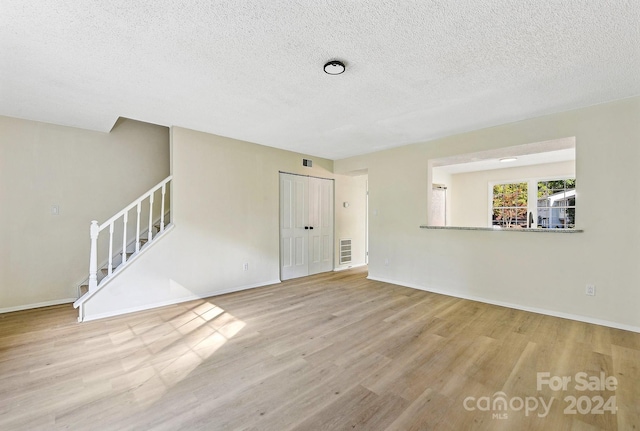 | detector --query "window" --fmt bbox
[492,182,529,228]
[491,178,576,229]
[537,179,576,229]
